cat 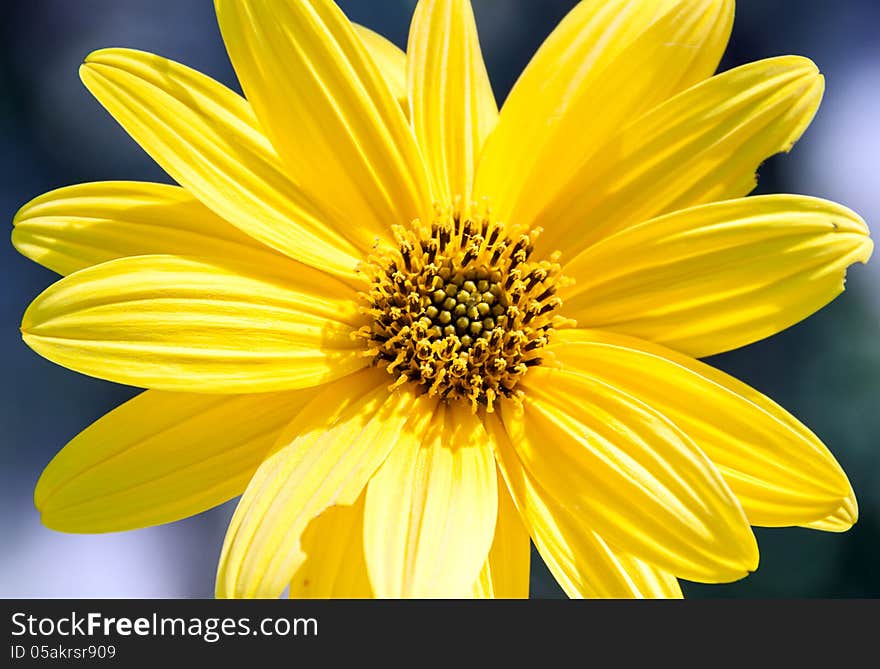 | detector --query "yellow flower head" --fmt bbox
[13,0,872,598]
